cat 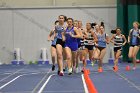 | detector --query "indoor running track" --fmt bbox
[0,63,140,93]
